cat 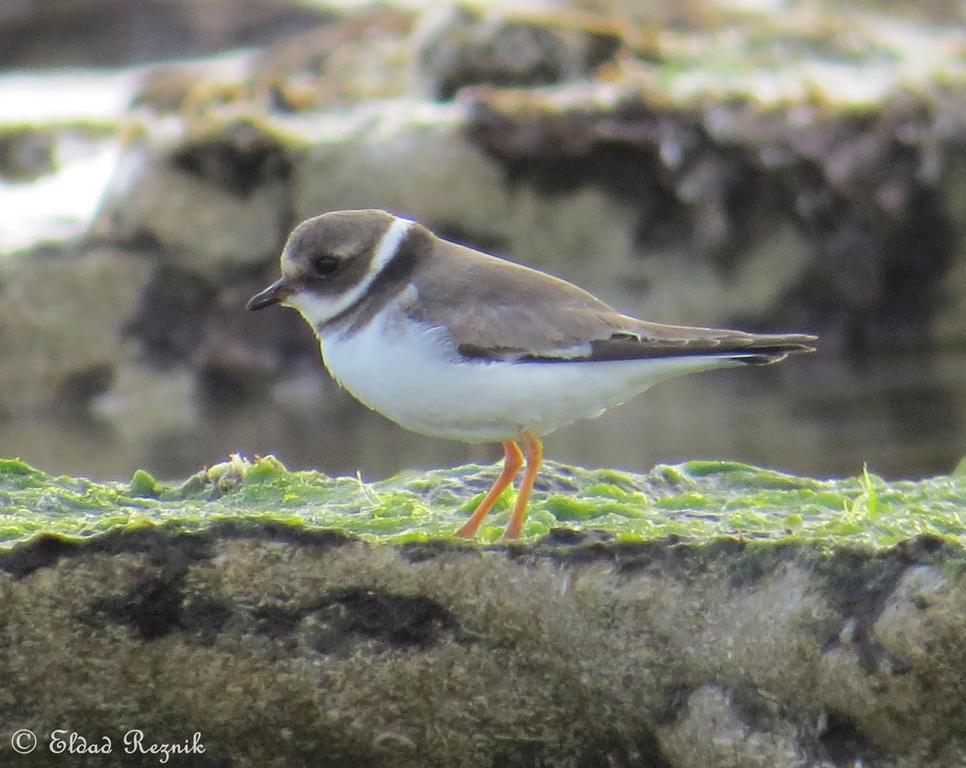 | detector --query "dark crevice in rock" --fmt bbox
[91,572,188,641]
[312,588,459,652]
[814,549,911,673]
[816,550,909,625]
[0,521,357,578]
[253,587,460,654]
[818,711,883,767]
[2,534,79,579]
[84,552,230,643]
[123,265,217,366]
[894,534,946,560]
[51,362,115,413]
[169,124,292,198]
